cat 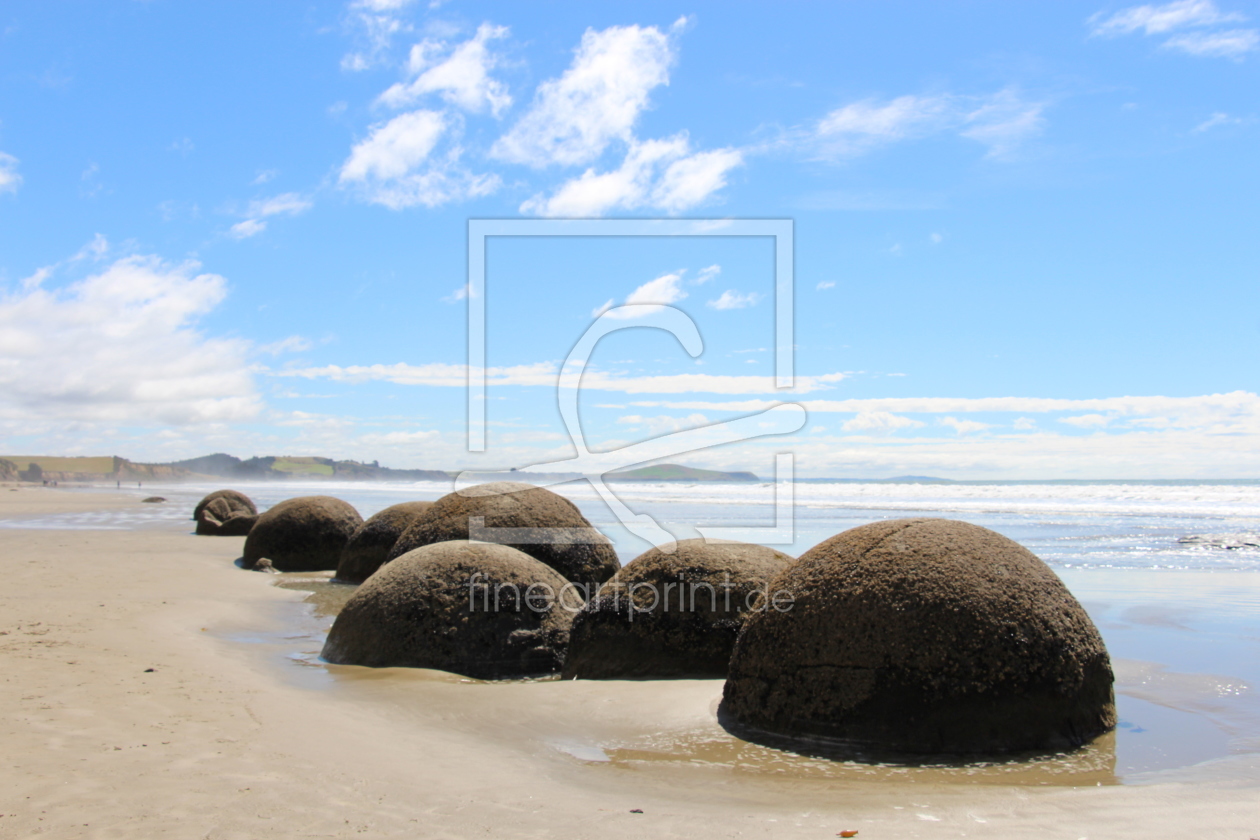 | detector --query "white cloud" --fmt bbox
[1089,0,1242,36]
[353,0,415,11]
[520,135,742,217]
[650,147,744,212]
[1013,416,1037,430]
[491,21,683,167]
[1089,1,1256,58]
[812,89,1046,160]
[940,416,992,435]
[1060,413,1114,428]
[248,192,313,218]
[357,429,439,446]
[341,110,446,182]
[930,232,944,244]
[842,411,924,433]
[230,219,267,239]
[0,151,21,194]
[341,3,411,72]
[1164,27,1259,55]
[816,95,955,155]
[594,271,687,320]
[960,90,1047,158]
[231,192,313,239]
[259,336,313,356]
[278,361,850,395]
[629,392,1260,438]
[617,412,710,434]
[706,290,762,310]
[1193,111,1254,130]
[444,282,474,303]
[0,254,259,428]
[378,23,512,116]
[816,280,836,290]
[252,169,278,185]
[696,264,721,284]
[339,111,500,208]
